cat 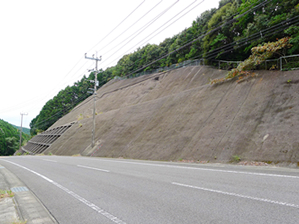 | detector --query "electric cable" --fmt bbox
[20,0,261,118]
[29,0,277,129]
[101,0,180,66]
[86,0,146,54]
[97,0,163,54]
[102,0,269,72]
[204,16,299,60]
[102,0,202,67]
